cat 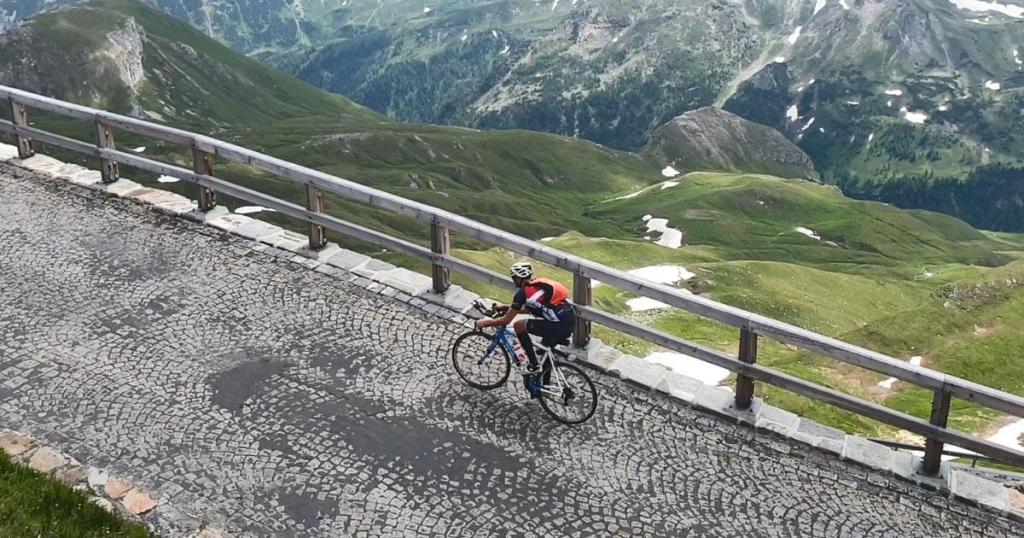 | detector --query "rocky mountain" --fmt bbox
[722,0,1024,230]
[645,107,818,180]
[6,0,1024,229]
